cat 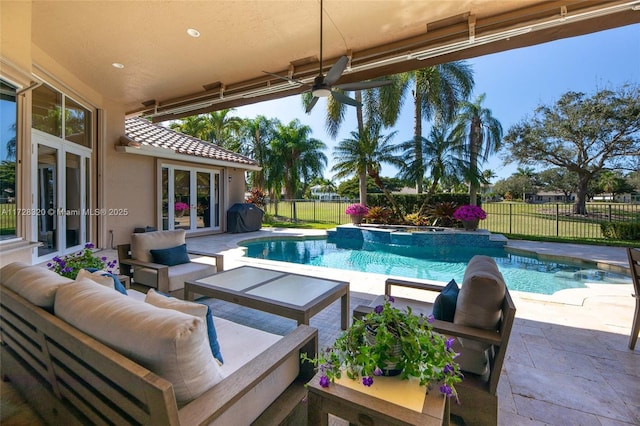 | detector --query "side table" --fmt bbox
[117,274,131,289]
[307,373,449,426]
